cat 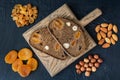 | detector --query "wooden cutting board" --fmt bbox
[23,4,102,77]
